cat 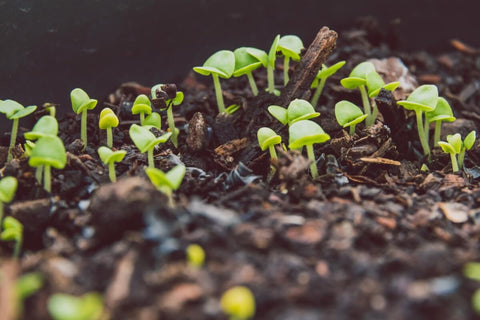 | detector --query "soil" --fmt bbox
[2,19,480,319]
